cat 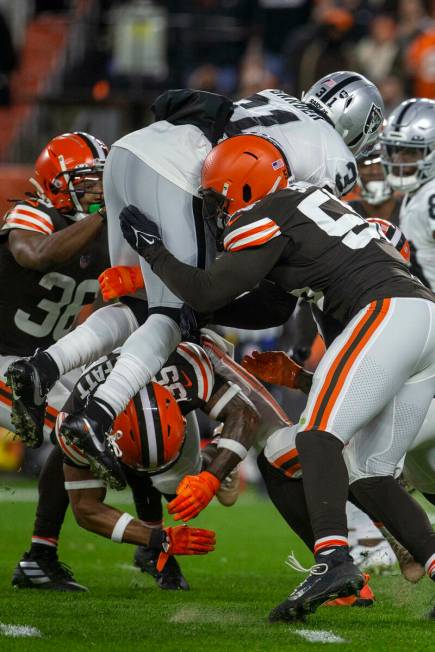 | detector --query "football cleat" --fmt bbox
[6,351,58,448]
[325,574,375,607]
[59,409,126,490]
[133,546,189,590]
[216,466,240,507]
[270,548,365,623]
[12,551,88,592]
